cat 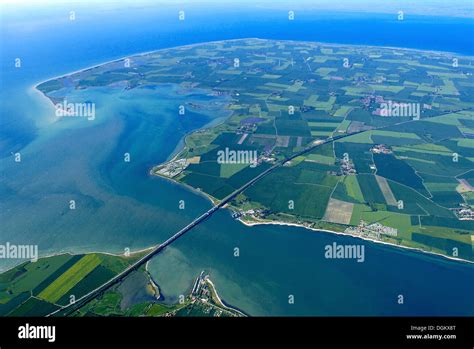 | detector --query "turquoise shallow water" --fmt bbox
[1,3,473,315]
[0,83,227,270]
